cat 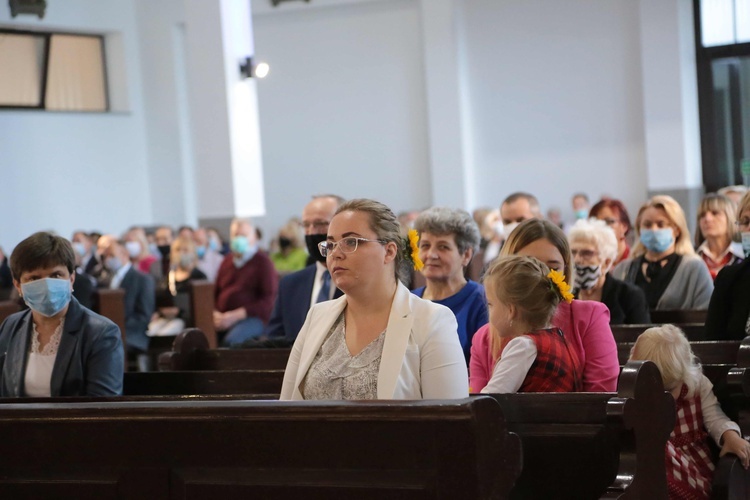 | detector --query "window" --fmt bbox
[0,29,108,112]
[694,0,750,190]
